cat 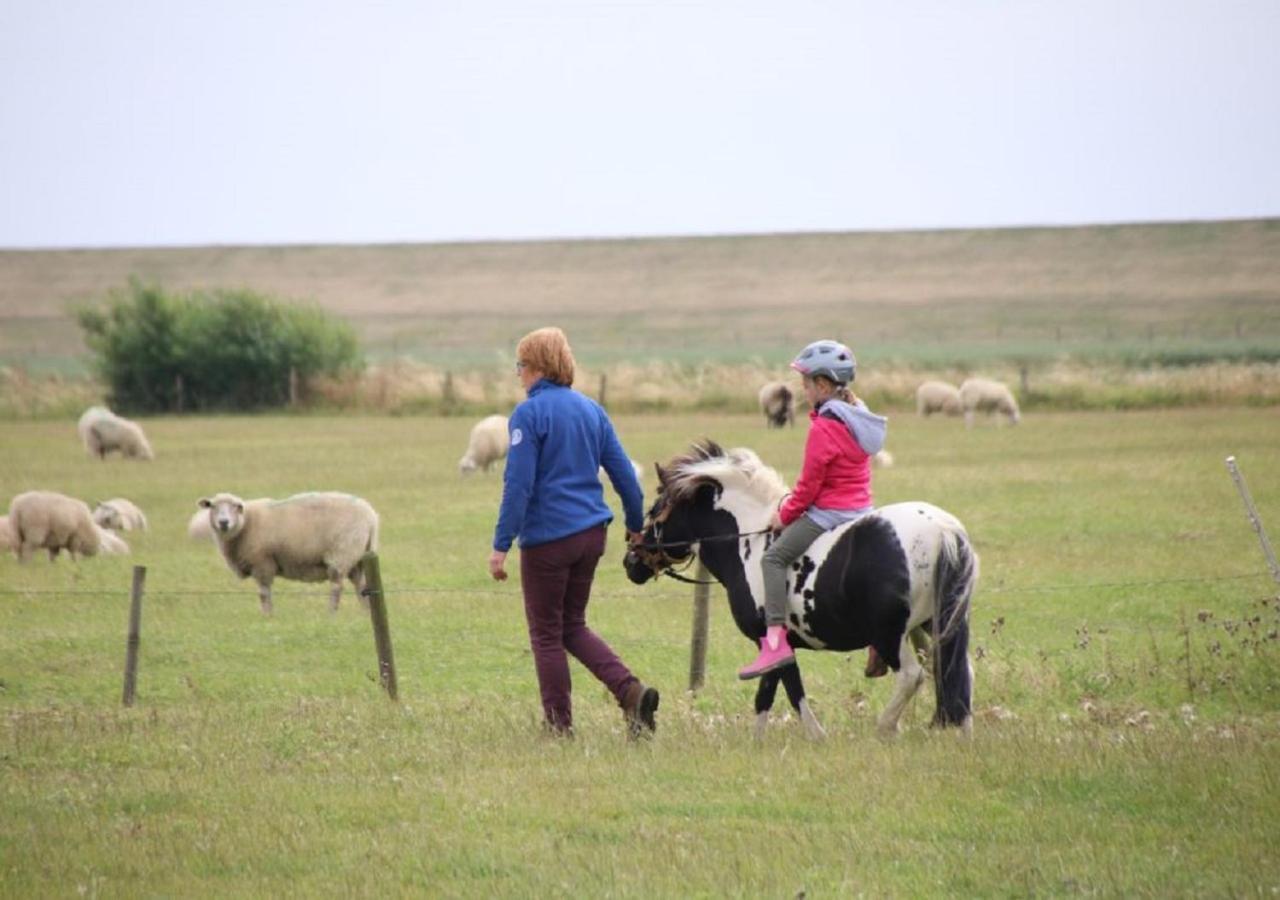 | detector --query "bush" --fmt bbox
[76,280,363,412]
